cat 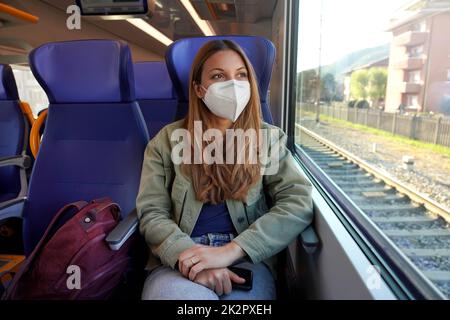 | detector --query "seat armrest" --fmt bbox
[0,197,26,220]
[298,225,319,254]
[0,155,31,169]
[106,209,138,251]
[0,155,30,217]
[0,197,26,211]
